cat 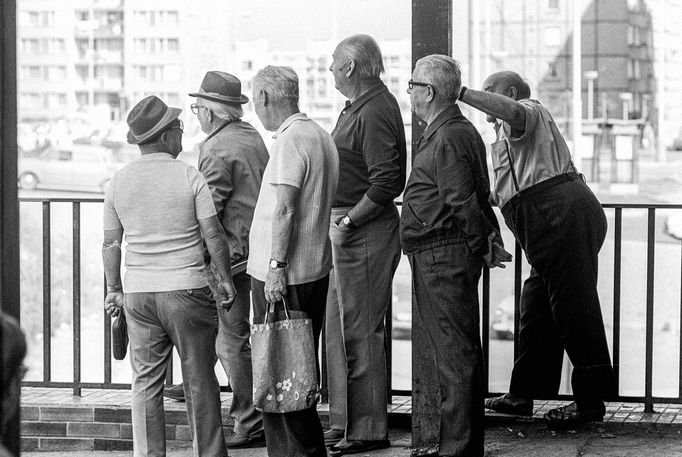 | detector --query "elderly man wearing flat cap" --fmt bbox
[102,95,236,457]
